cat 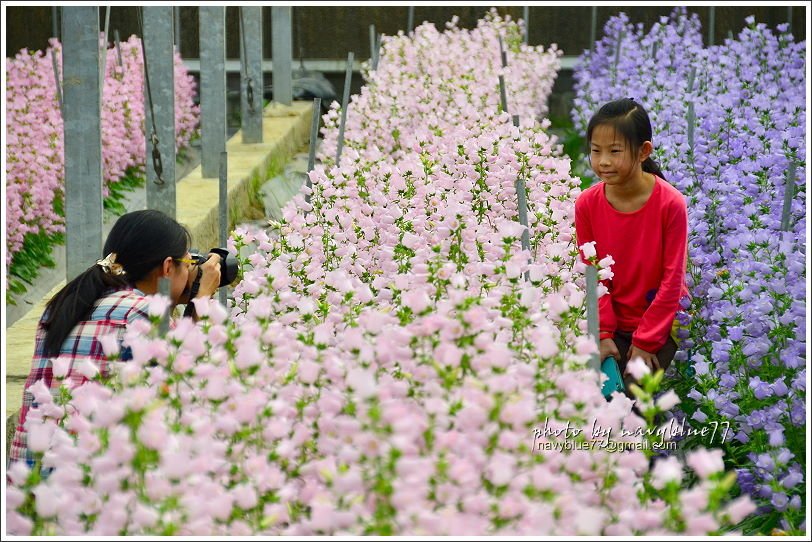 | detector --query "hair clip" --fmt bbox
[96,252,126,276]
